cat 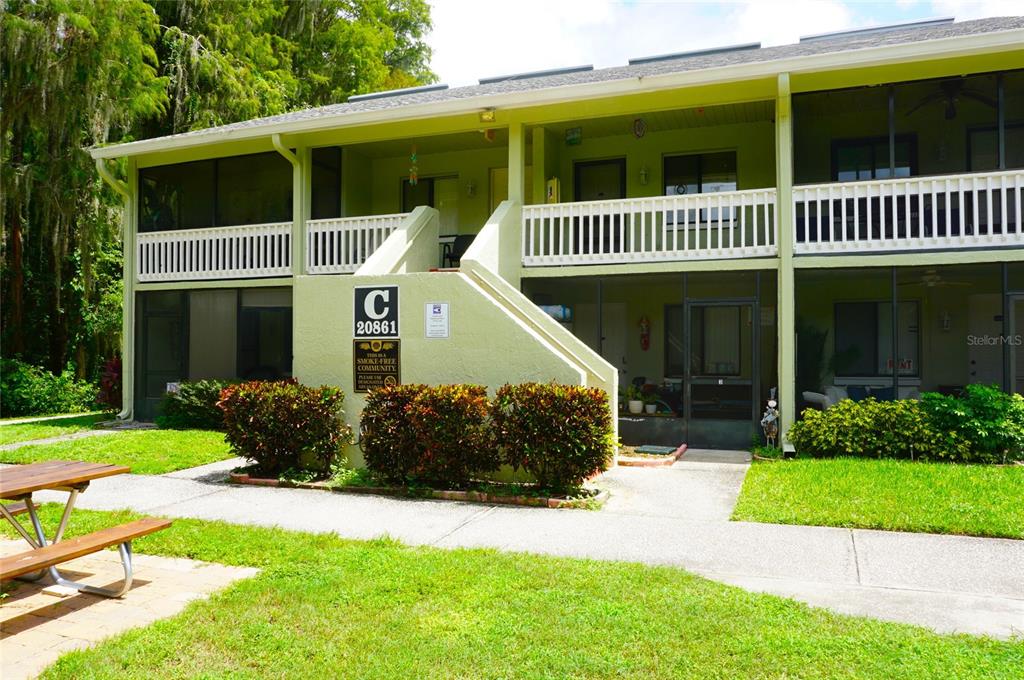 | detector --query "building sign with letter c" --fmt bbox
[354,285,399,338]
